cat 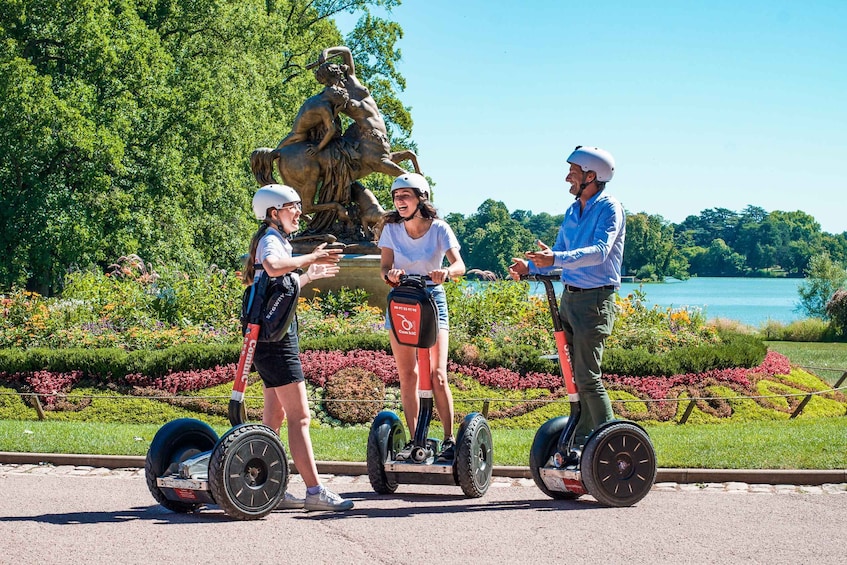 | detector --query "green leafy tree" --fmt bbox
[511,210,562,247]
[797,252,847,319]
[454,200,535,277]
[677,207,740,249]
[825,289,847,338]
[687,239,745,277]
[623,212,687,279]
[1,0,408,294]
